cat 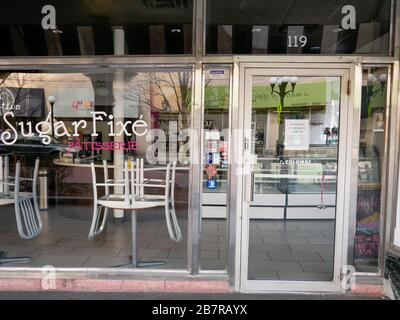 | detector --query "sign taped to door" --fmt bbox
[284,119,310,151]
